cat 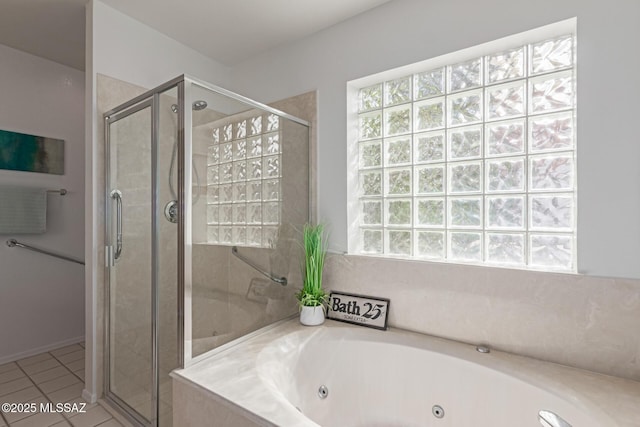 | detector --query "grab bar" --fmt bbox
[539,410,572,427]
[231,246,287,286]
[47,189,67,195]
[110,190,123,260]
[6,239,84,265]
